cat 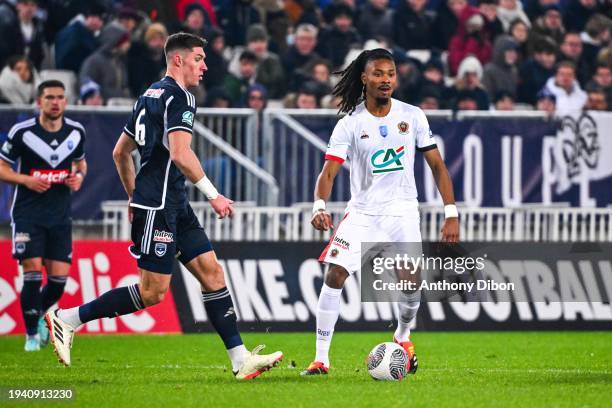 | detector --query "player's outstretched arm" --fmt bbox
[168,130,233,219]
[0,159,50,193]
[311,159,342,231]
[423,148,459,242]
